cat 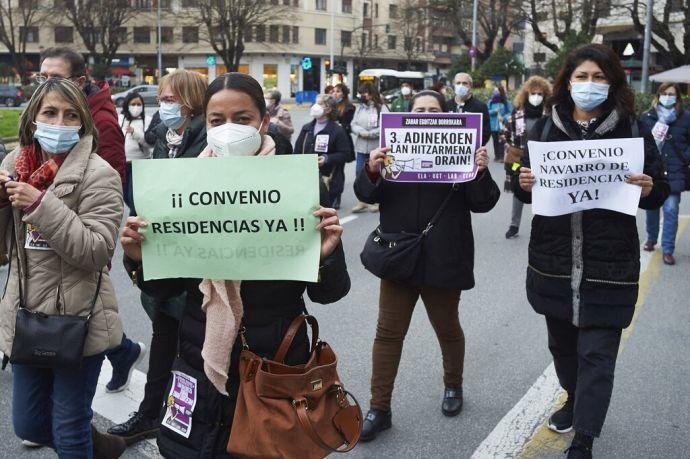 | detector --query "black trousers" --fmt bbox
[139,310,179,419]
[546,317,622,437]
